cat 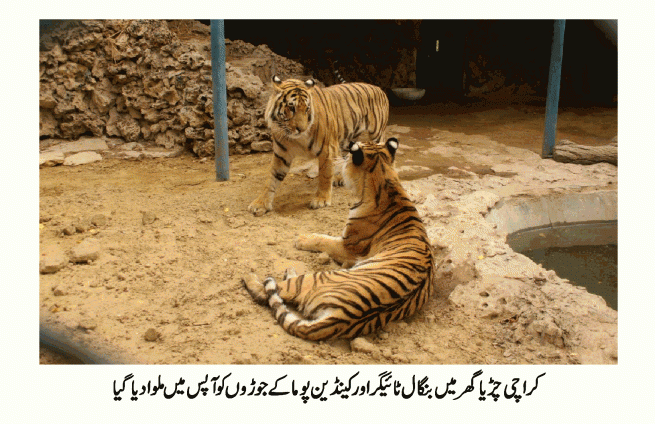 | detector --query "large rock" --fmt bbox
[63,151,103,166]
[225,62,265,99]
[39,151,65,167]
[179,106,208,128]
[42,137,109,154]
[155,130,185,149]
[117,117,141,142]
[40,110,58,138]
[90,79,115,114]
